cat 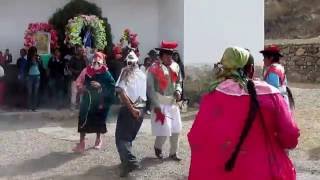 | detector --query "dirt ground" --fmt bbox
[0,84,319,180]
